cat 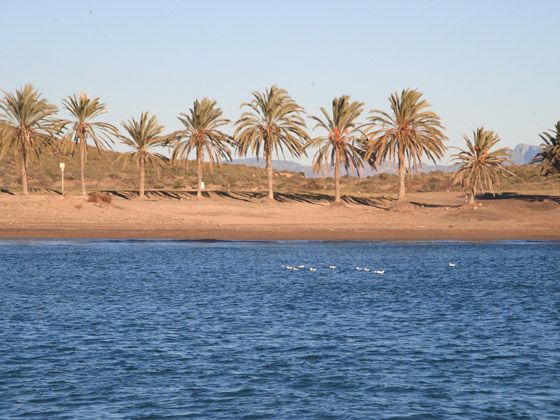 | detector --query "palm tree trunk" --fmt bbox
[334,146,341,204]
[20,145,29,195]
[469,187,476,204]
[139,155,145,199]
[397,148,406,201]
[196,144,203,199]
[266,143,274,201]
[80,136,87,197]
